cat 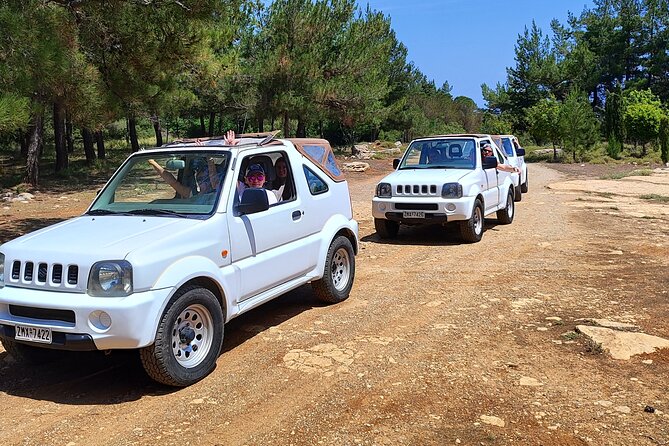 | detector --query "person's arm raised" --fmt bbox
[149,159,191,198]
